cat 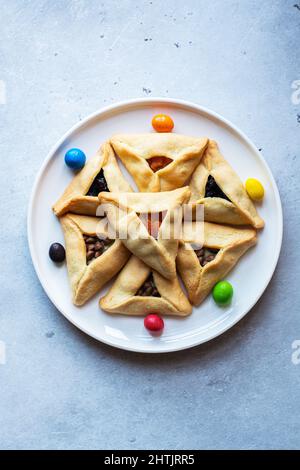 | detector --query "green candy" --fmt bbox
[212,281,233,305]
